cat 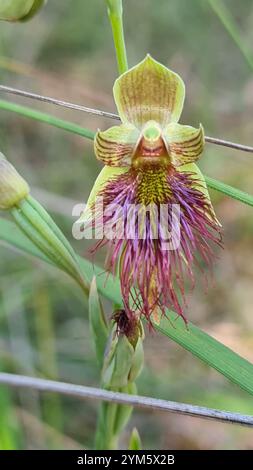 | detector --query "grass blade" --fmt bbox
[1,217,253,396]
[89,277,108,367]
[0,99,94,140]
[205,176,253,207]
[208,0,253,71]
